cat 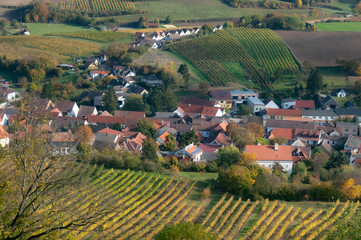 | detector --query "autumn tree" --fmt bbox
[239,152,257,165]
[179,129,199,147]
[199,81,210,96]
[246,122,264,138]
[136,119,156,140]
[138,16,147,28]
[163,133,177,152]
[341,178,361,200]
[0,96,108,240]
[74,125,94,144]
